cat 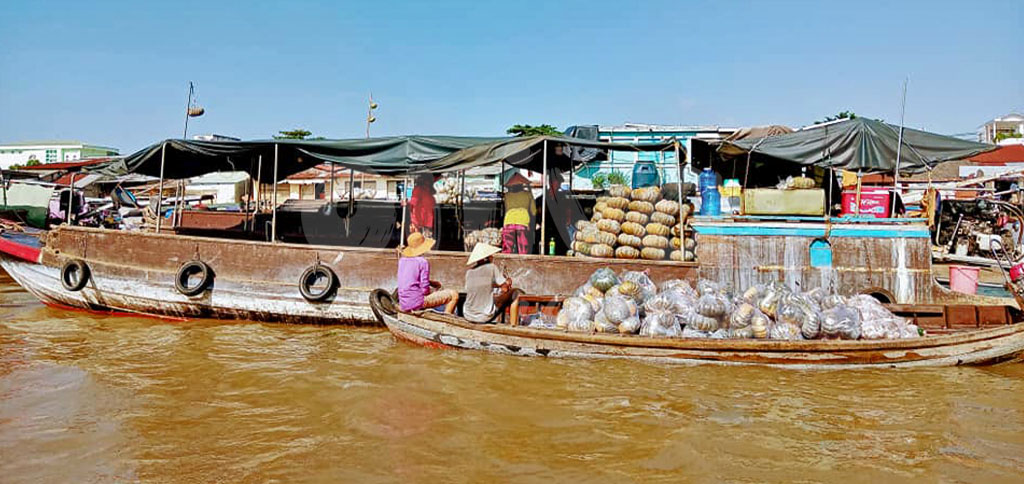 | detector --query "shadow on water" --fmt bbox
[1,274,1023,483]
